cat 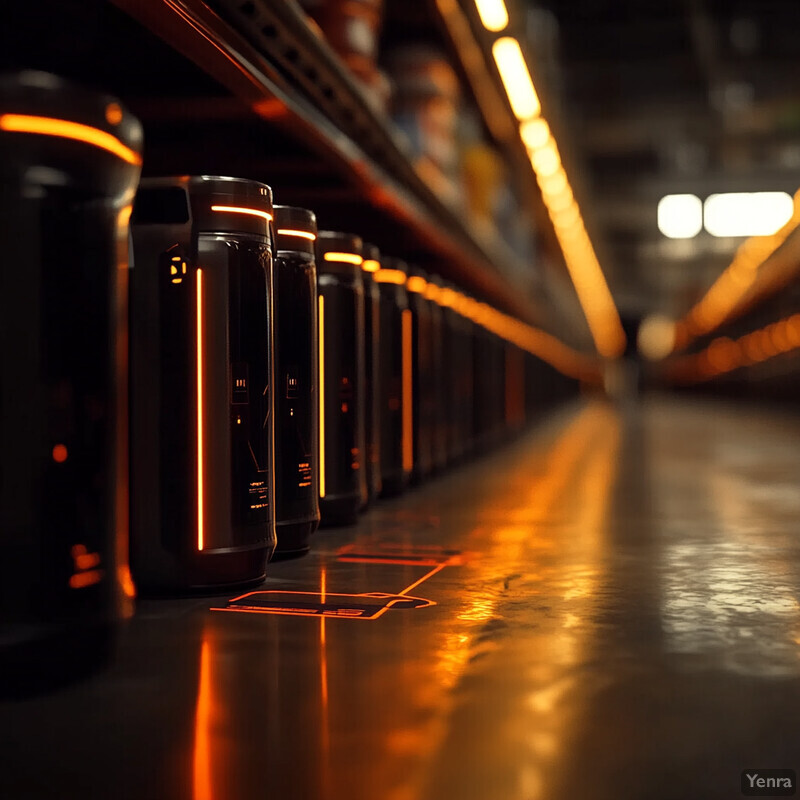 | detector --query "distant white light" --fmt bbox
[703,192,794,237]
[638,314,676,361]
[658,194,703,239]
